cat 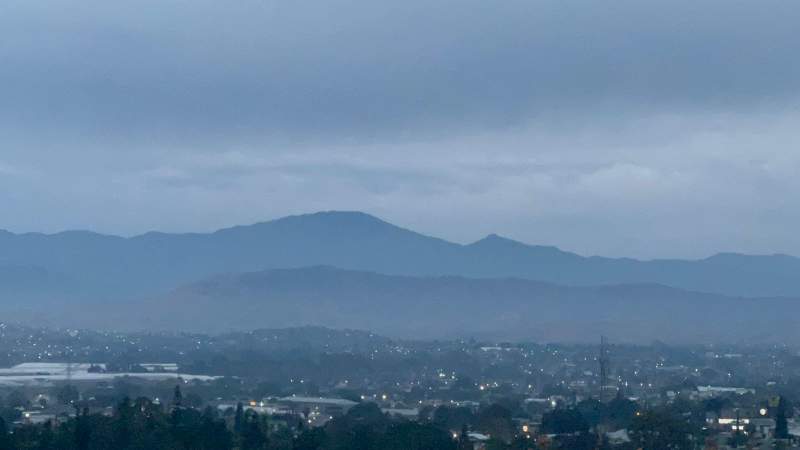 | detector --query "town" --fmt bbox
[1,323,799,449]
